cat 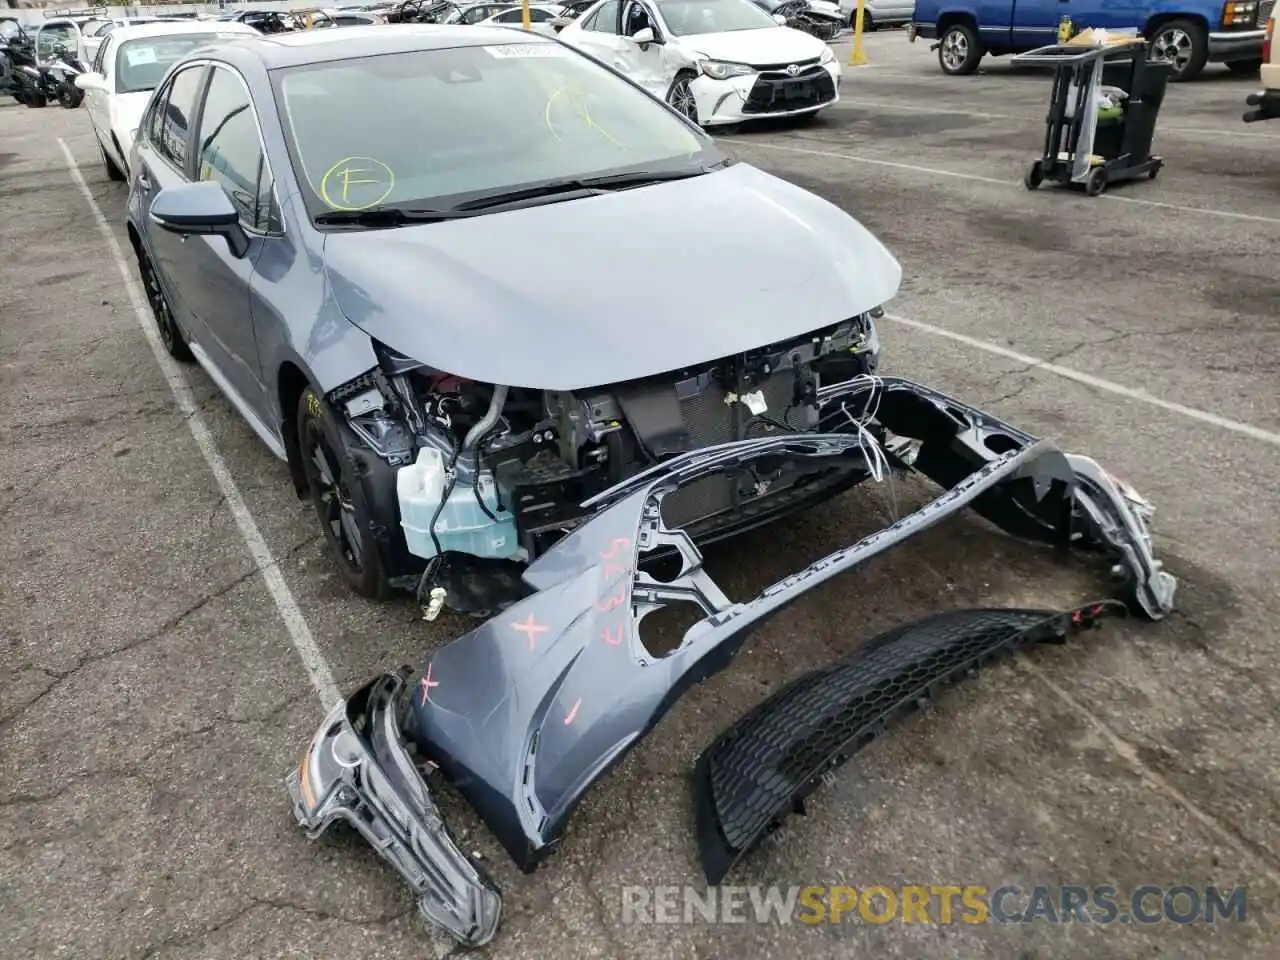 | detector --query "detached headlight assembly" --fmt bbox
[699,59,755,80]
